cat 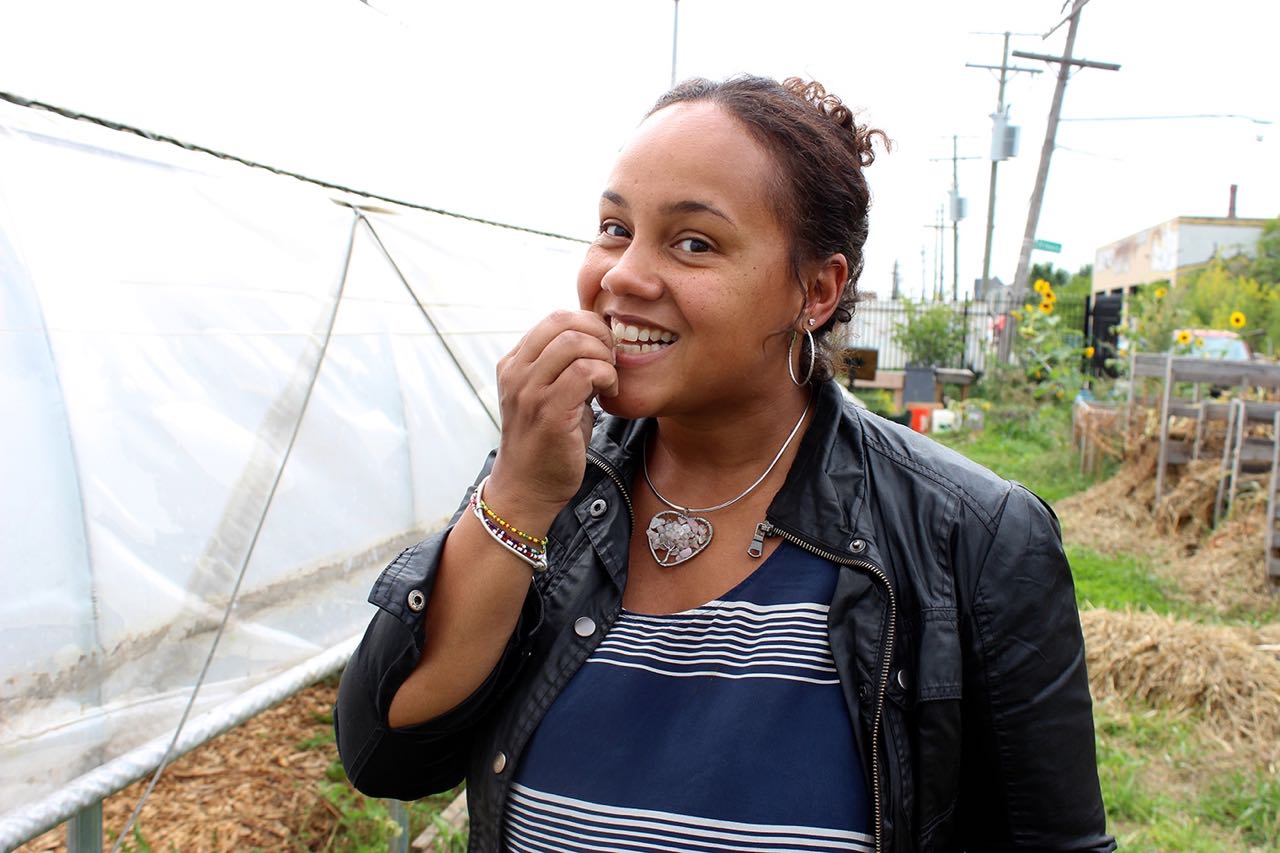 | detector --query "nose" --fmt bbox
[599,241,664,301]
